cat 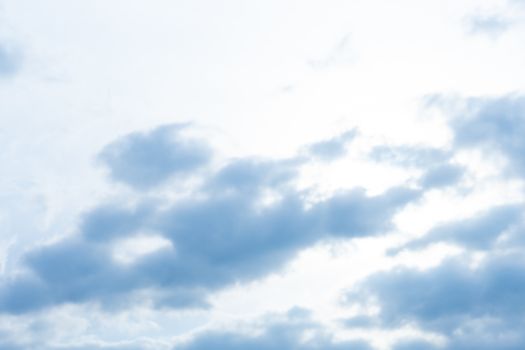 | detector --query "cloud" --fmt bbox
[306,129,357,161]
[175,308,372,350]
[369,146,450,169]
[206,158,299,193]
[392,339,438,350]
[0,338,150,350]
[0,44,20,78]
[1,308,374,350]
[81,203,155,242]
[466,15,511,38]
[0,126,420,314]
[448,95,525,178]
[394,204,523,253]
[368,145,464,189]
[419,164,464,189]
[342,93,525,349]
[0,339,24,350]
[349,253,525,349]
[98,124,212,189]
[0,323,158,350]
